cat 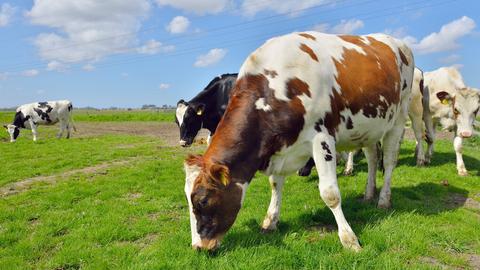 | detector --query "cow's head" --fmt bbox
[184,155,247,251]
[437,87,480,138]
[3,124,20,142]
[176,99,206,147]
